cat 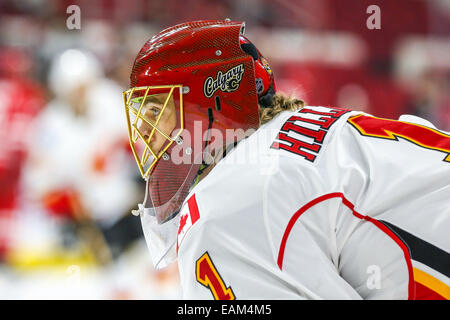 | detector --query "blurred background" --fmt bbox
[0,0,448,299]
